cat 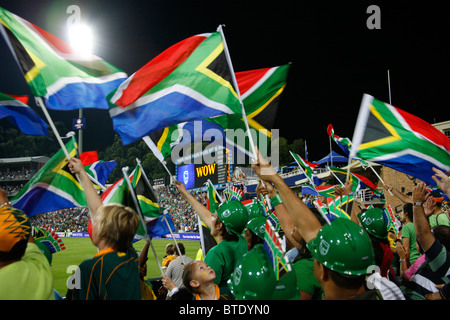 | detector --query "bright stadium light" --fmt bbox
[68,23,93,57]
